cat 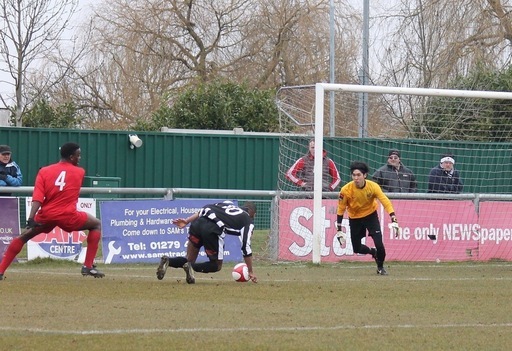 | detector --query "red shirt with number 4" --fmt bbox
[32,161,85,219]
